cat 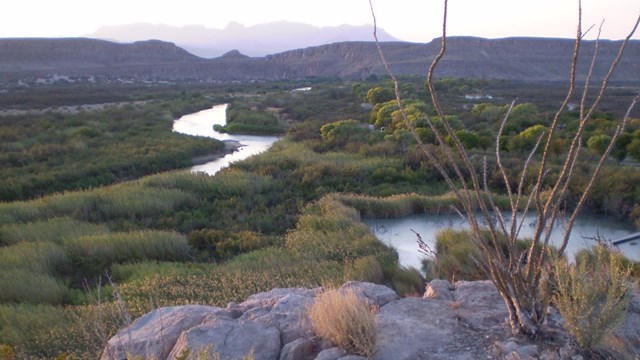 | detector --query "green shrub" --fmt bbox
[0,302,125,359]
[188,229,279,260]
[0,241,70,276]
[425,228,484,282]
[116,259,344,318]
[0,217,109,246]
[307,288,377,357]
[65,230,190,273]
[347,255,385,284]
[0,270,68,304]
[422,228,537,282]
[388,266,425,297]
[553,246,632,351]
